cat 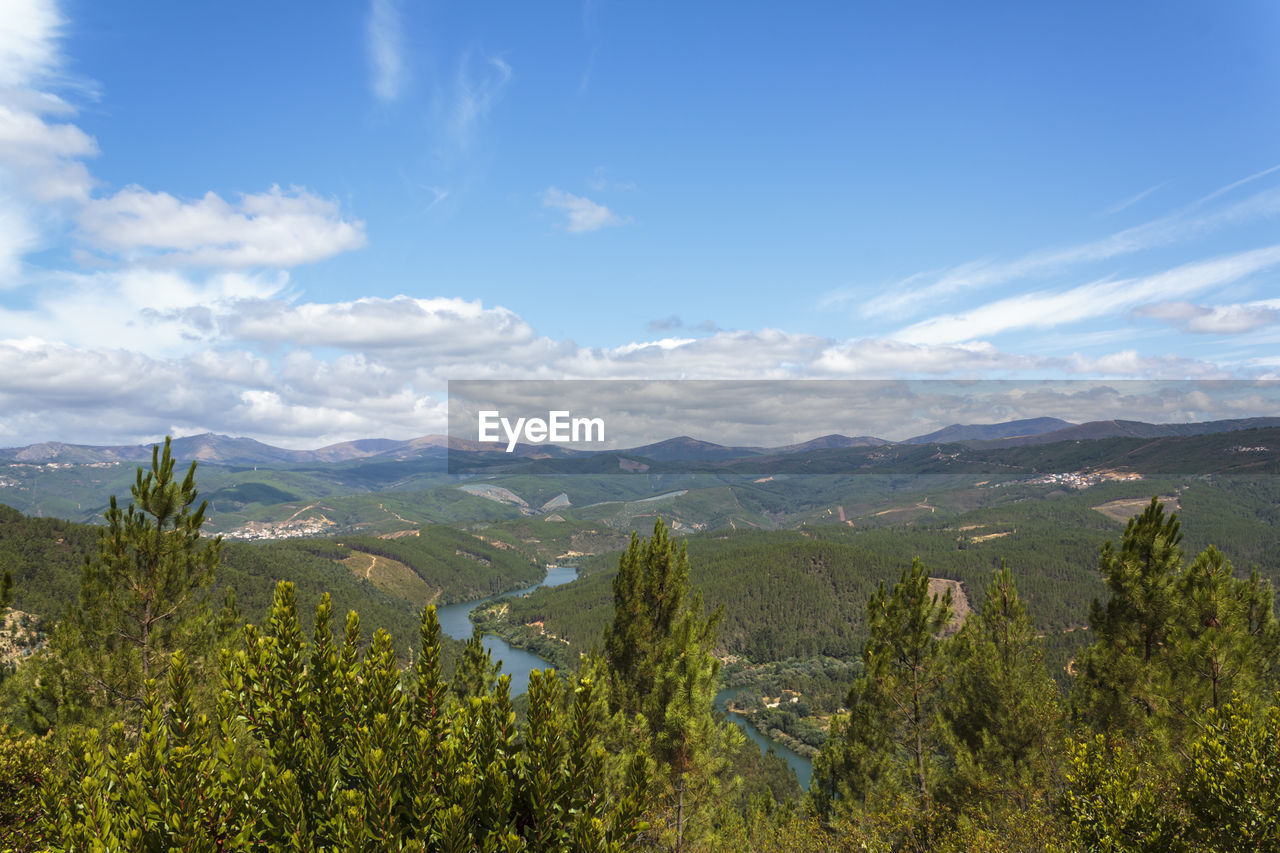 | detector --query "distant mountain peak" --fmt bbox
[904,417,1075,445]
[768,434,890,453]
